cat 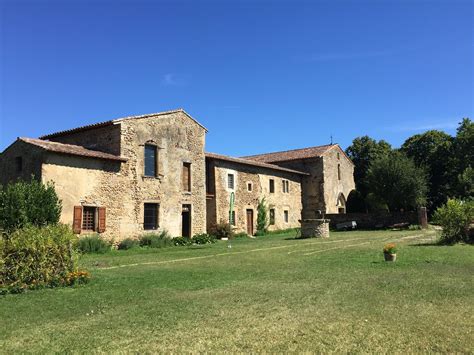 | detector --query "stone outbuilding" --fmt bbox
[0,108,355,240]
